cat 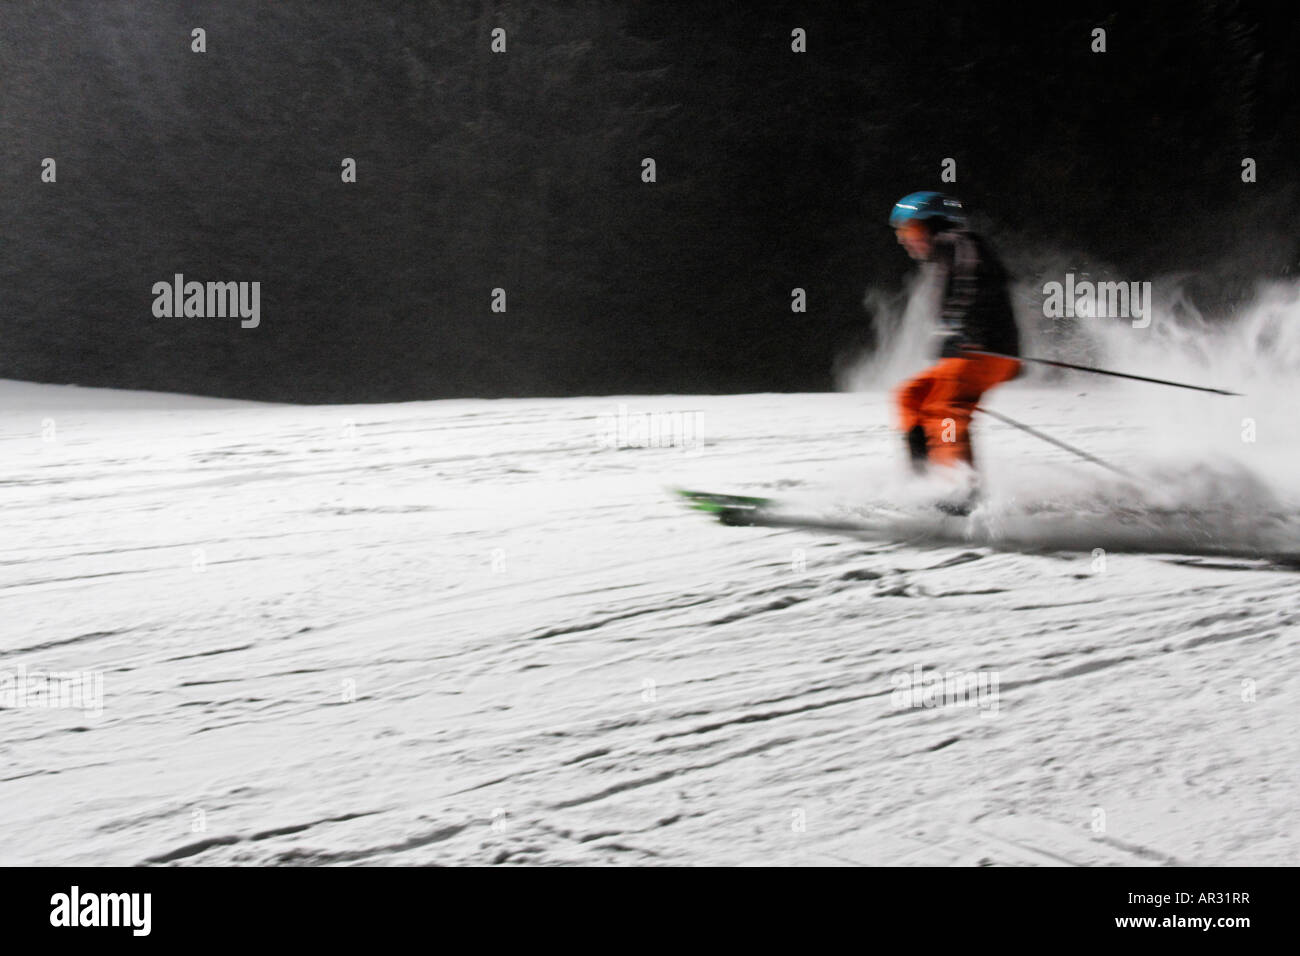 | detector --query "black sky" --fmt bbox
[1,0,1296,401]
